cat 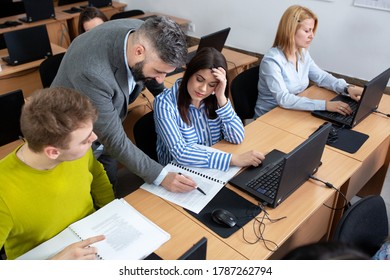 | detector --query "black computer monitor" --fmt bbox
[57,0,83,6]
[88,0,112,8]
